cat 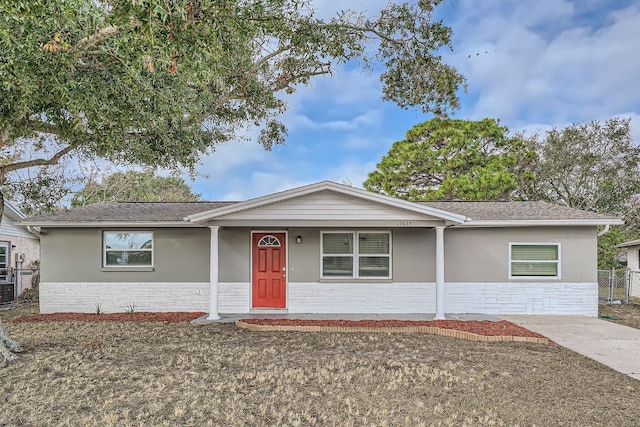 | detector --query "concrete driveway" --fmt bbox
[500,315,640,380]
